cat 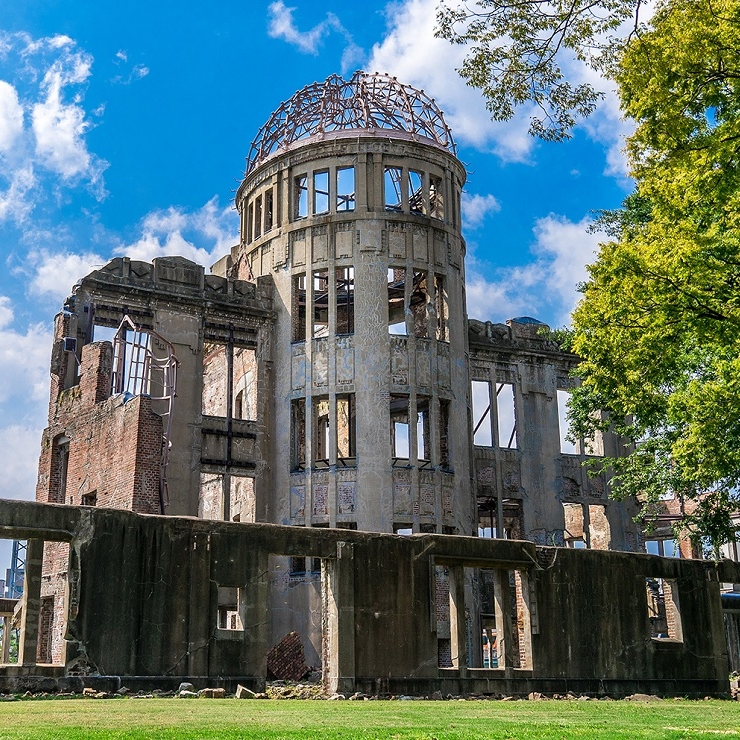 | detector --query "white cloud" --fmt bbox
[112,49,150,85]
[267,1,364,73]
[0,32,108,223]
[466,215,601,327]
[0,80,23,152]
[30,249,105,299]
[461,192,500,230]
[368,0,537,162]
[115,196,238,267]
